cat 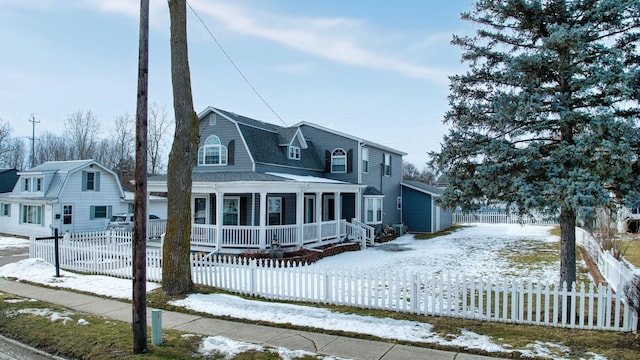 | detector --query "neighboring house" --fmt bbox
[401,180,453,233]
[148,107,406,254]
[0,169,19,193]
[122,192,168,219]
[0,160,130,237]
